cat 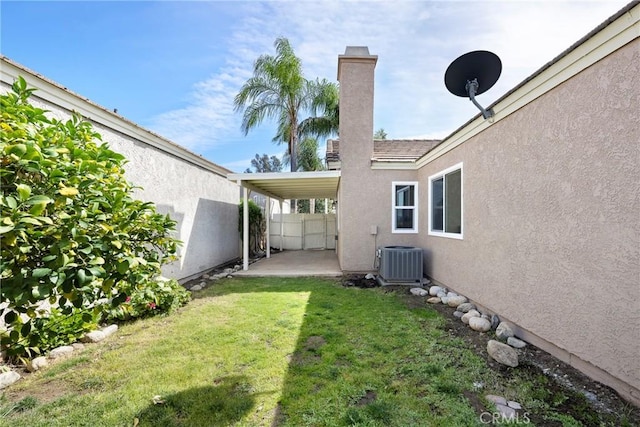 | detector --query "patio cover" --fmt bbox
[227,170,341,270]
[228,170,340,201]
